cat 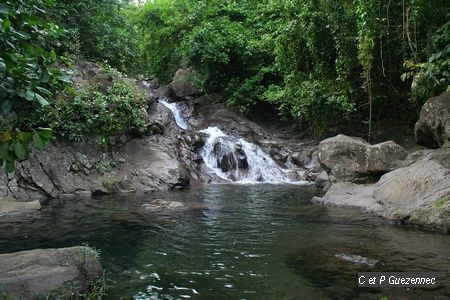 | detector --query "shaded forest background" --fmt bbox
[0,0,449,169]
